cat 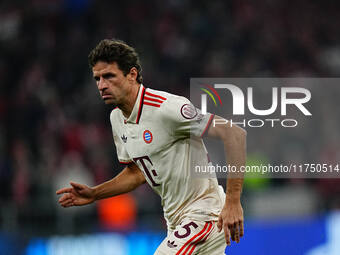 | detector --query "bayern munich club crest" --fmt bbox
[180,104,197,119]
[143,130,153,144]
